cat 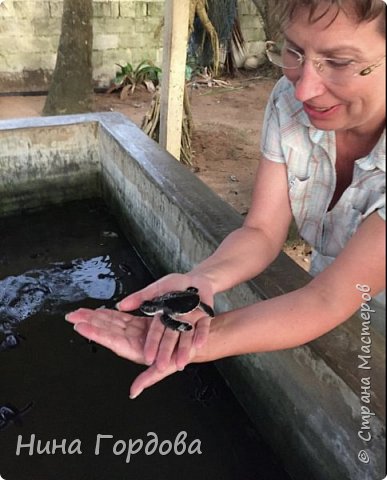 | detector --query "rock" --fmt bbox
[243,54,266,70]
